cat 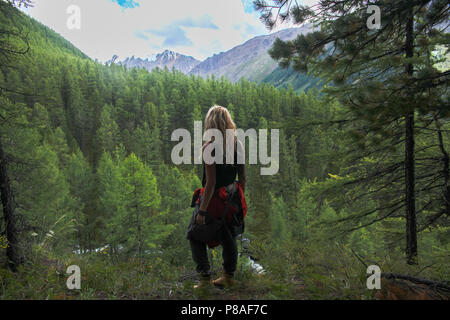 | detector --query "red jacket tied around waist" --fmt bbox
[191,182,247,248]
